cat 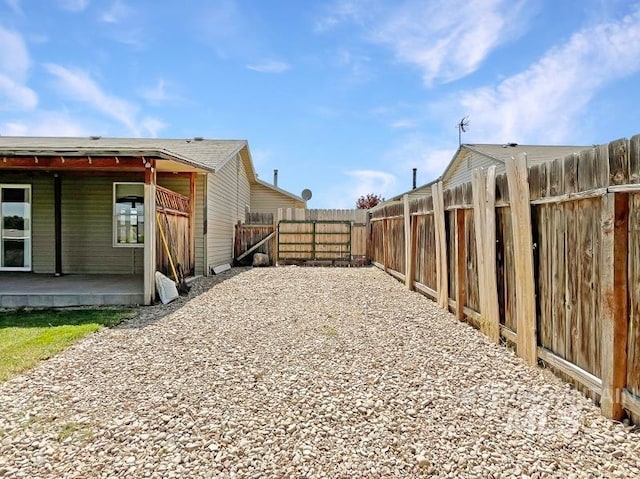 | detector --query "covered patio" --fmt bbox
[0,273,144,307]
